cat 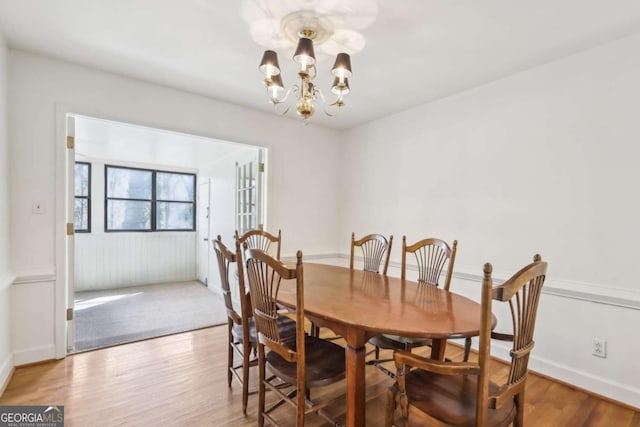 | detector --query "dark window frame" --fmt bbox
[74,161,91,233]
[105,164,196,232]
